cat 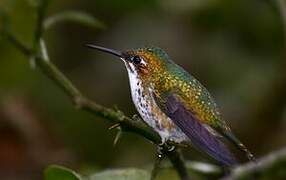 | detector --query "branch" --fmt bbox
[2,3,190,179]
[224,148,286,180]
[34,0,49,48]
[4,31,32,57]
[167,149,190,180]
